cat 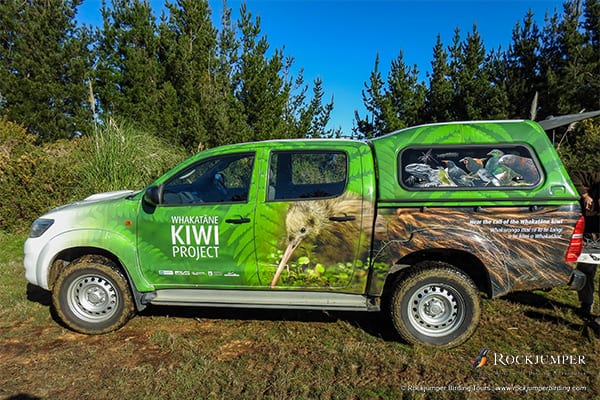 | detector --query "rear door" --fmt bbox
[254,143,376,292]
